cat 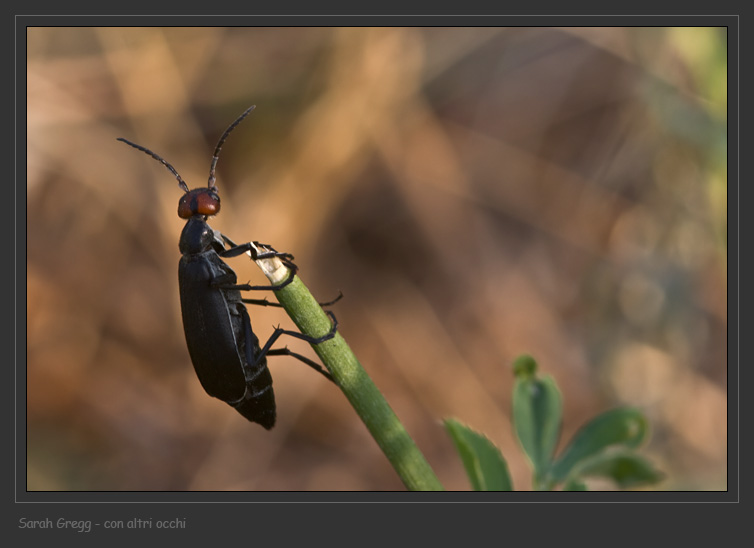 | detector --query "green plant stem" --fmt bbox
[269,272,444,491]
